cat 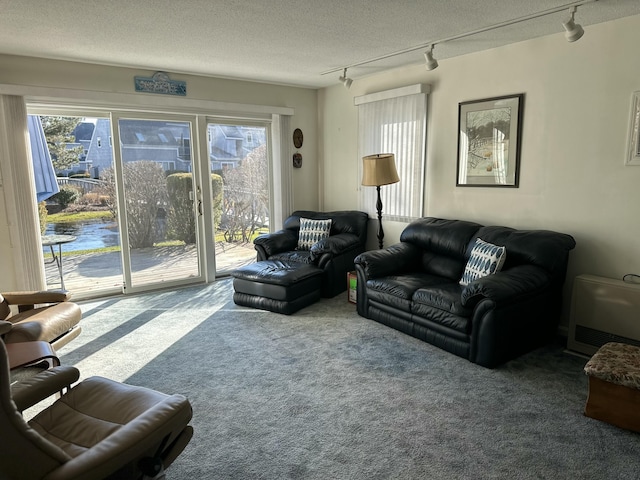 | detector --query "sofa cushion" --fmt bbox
[410,305,471,336]
[400,218,481,258]
[472,226,576,276]
[270,250,314,264]
[367,273,450,313]
[412,283,471,317]
[297,218,332,251]
[419,251,467,281]
[286,210,368,241]
[459,238,506,286]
